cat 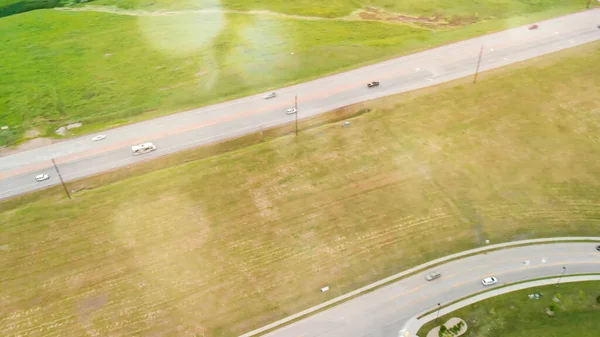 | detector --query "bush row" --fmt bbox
[0,0,92,18]
[439,321,465,337]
